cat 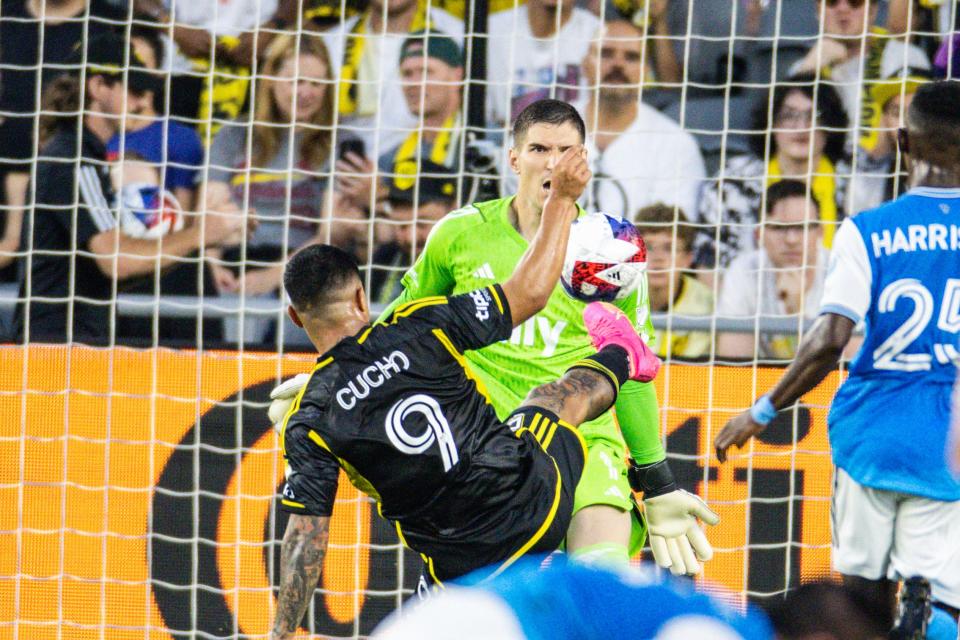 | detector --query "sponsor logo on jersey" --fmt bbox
[472,263,495,280]
[509,315,567,357]
[336,350,411,411]
[470,289,492,321]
